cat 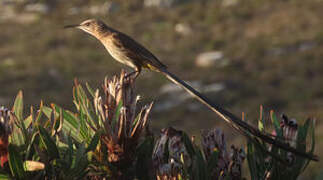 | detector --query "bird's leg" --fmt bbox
[125,71,136,78]
[125,67,141,80]
[133,69,141,80]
